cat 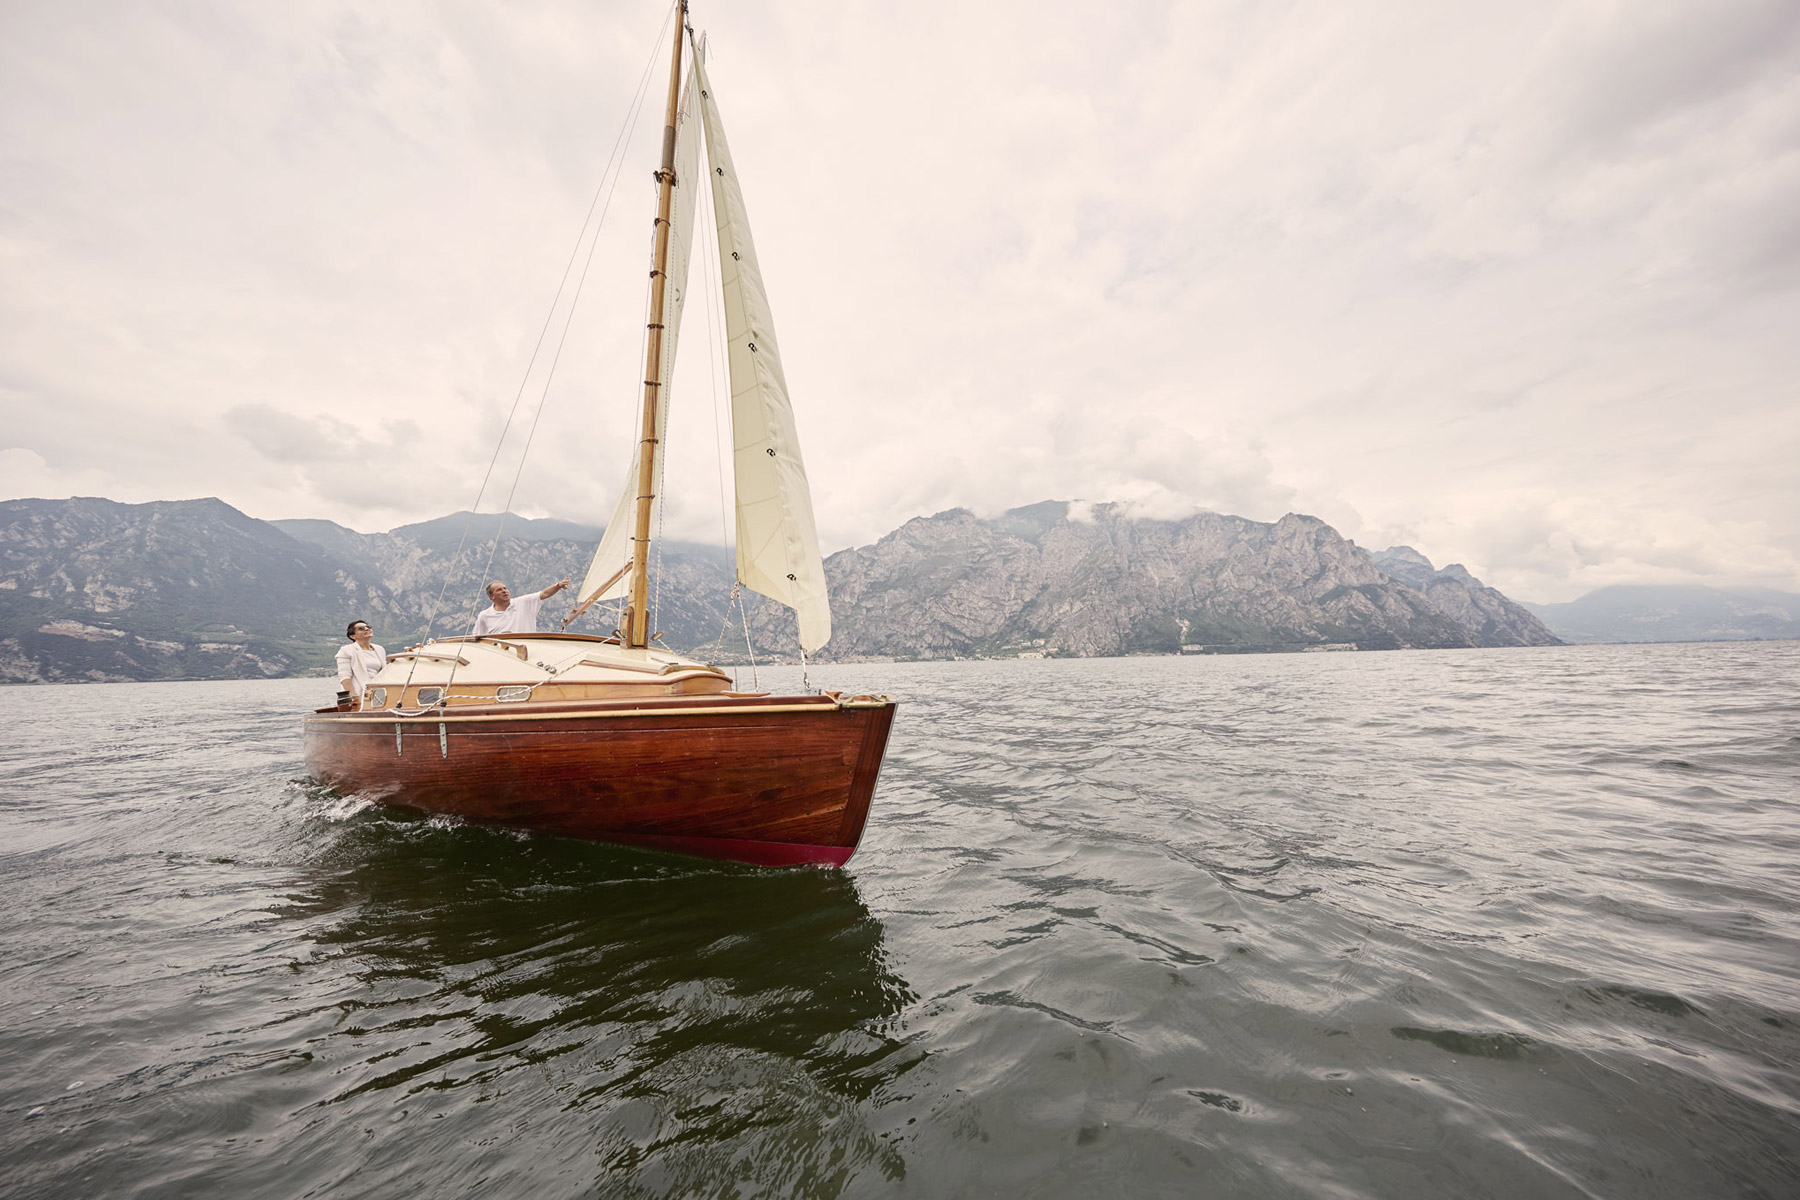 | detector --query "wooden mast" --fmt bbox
[625,0,689,649]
